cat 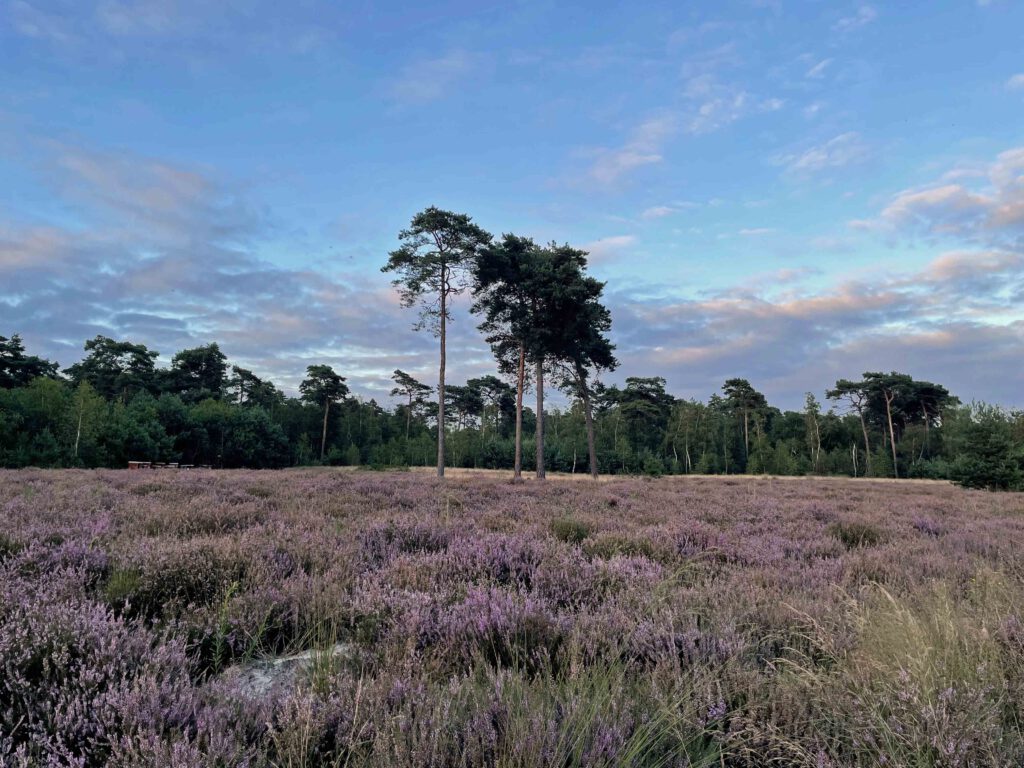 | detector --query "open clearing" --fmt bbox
[3,469,1024,766]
